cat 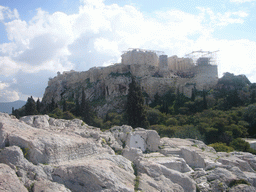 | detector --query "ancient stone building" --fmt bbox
[168,55,194,71]
[121,49,159,66]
